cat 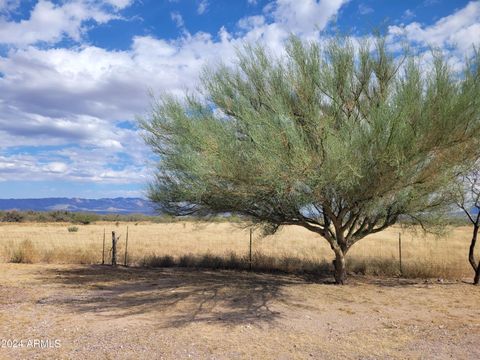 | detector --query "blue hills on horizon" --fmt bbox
[0,197,477,217]
[0,197,157,215]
